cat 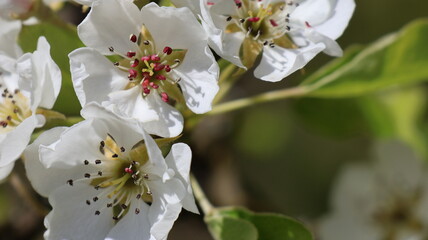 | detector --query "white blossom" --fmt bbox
[24,103,198,240]
[70,0,219,138]
[0,34,61,181]
[319,141,428,240]
[194,0,355,82]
